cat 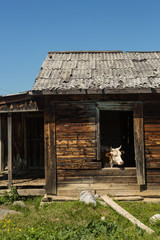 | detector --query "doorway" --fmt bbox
[100,111,135,168]
[26,115,44,168]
